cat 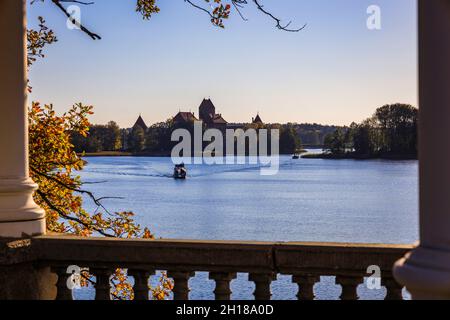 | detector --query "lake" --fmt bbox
[75,152,419,300]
